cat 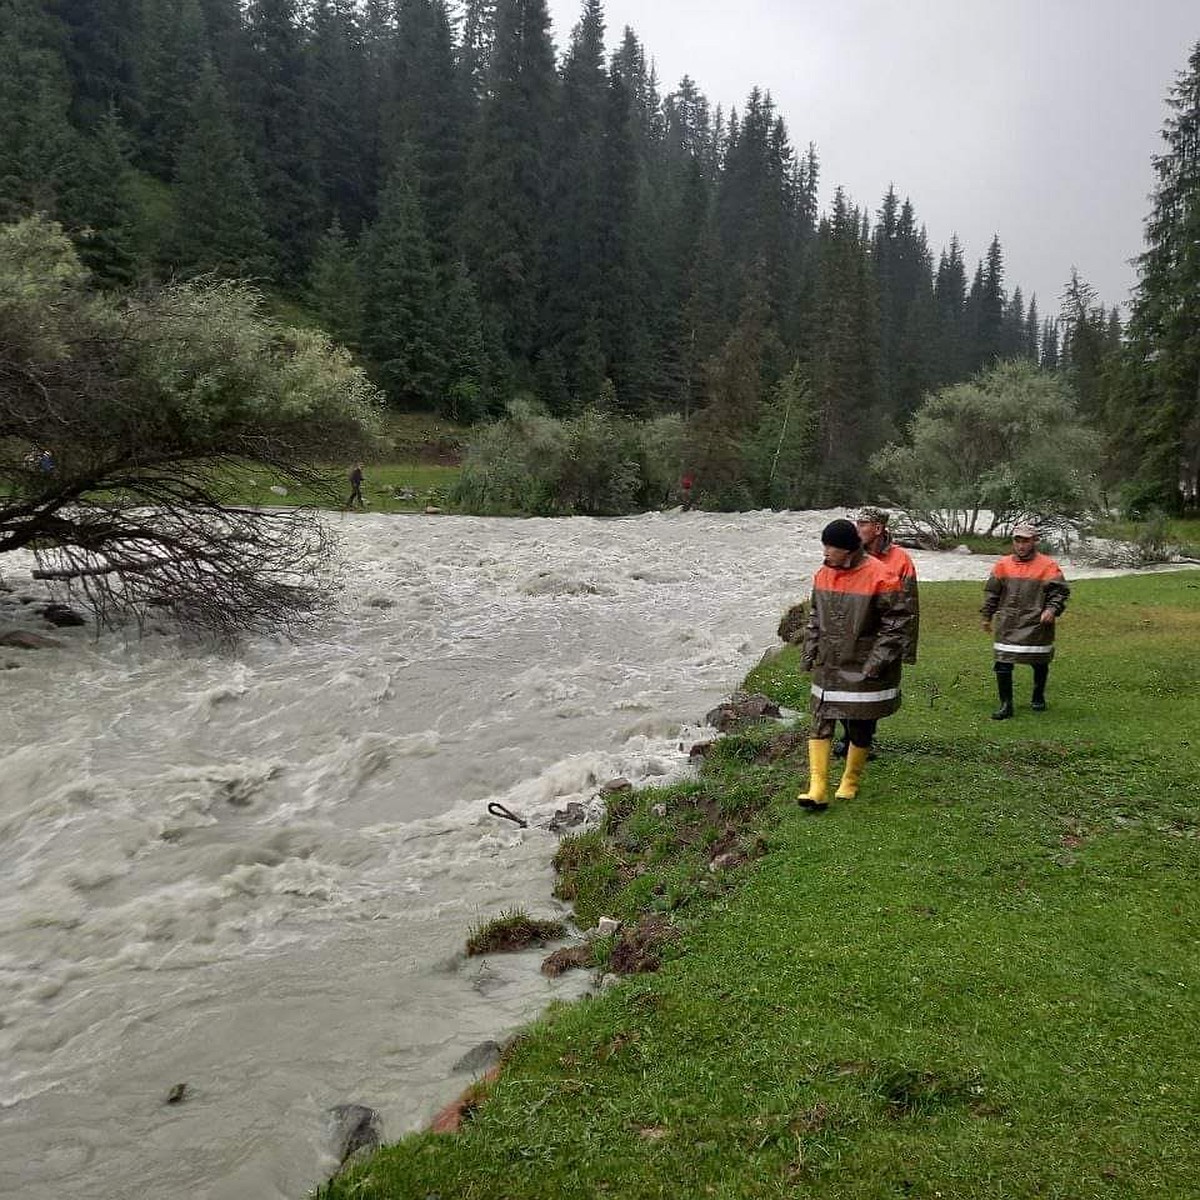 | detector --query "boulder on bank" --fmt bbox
[452,1040,503,1074]
[541,944,593,976]
[325,1103,381,1168]
[704,691,781,733]
[38,603,86,627]
[548,801,588,833]
[0,630,63,650]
